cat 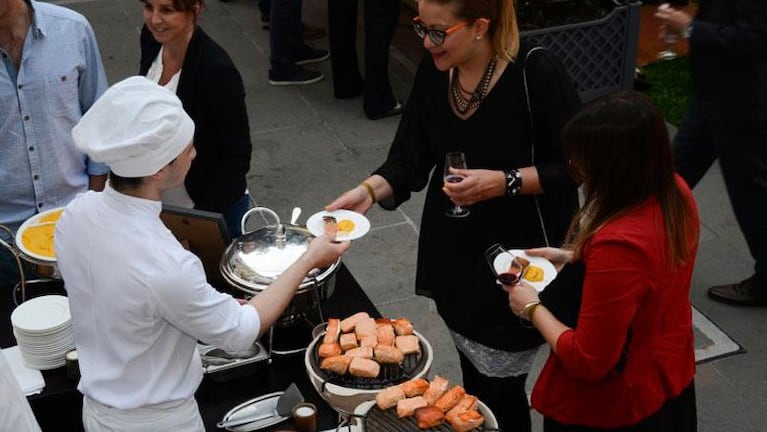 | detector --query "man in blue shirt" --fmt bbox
[0,0,109,288]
